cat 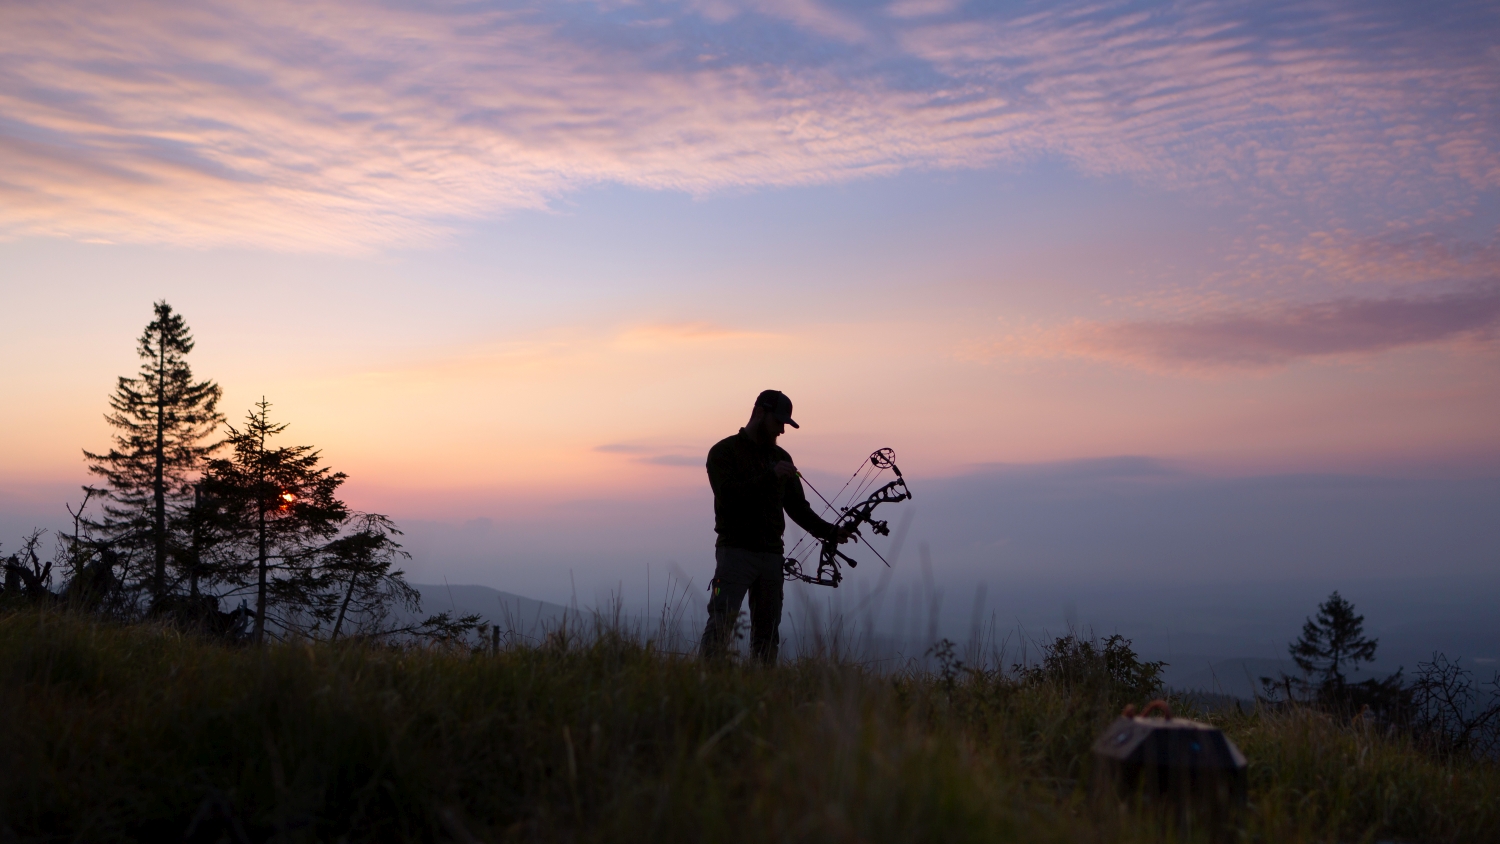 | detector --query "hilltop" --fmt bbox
[1,609,1495,843]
